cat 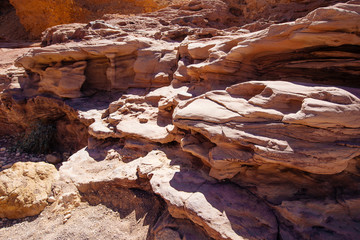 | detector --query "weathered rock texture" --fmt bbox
[14,0,360,100]
[1,0,360,239]
[0,162,59,219]
[8,0,181,38]
[174,81,360,178]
